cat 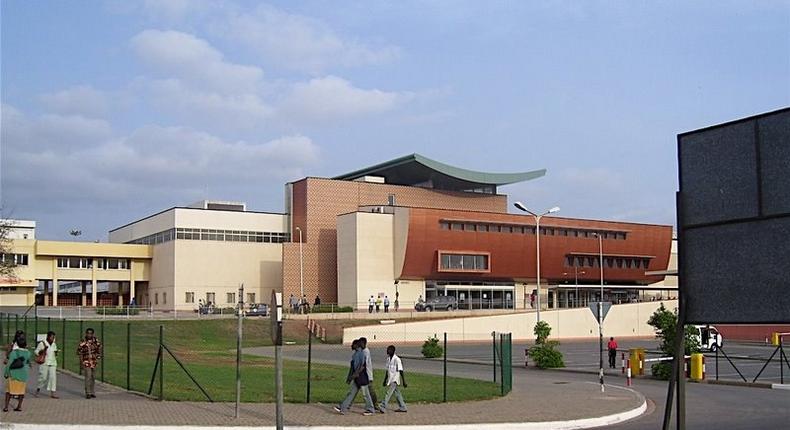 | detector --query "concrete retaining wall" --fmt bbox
[344,300,677,344]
